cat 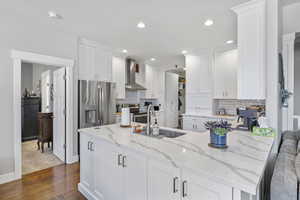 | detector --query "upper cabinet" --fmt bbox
[232,0,266,99]
[78,38,112,81]
[112,57,126,99]
[213,49,238,99]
